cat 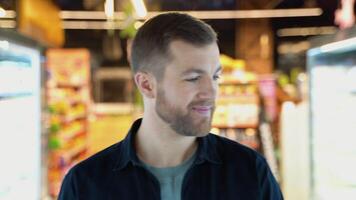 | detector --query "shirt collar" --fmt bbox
[113,118,222,171]
[195,133,222,165]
